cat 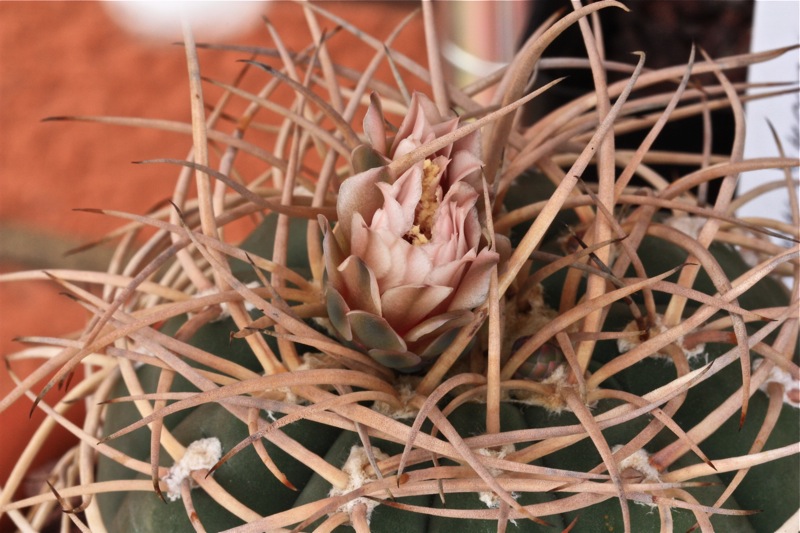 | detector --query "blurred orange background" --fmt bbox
[0,0,425,498]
